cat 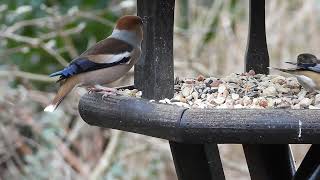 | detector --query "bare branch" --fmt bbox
[41,42,69,66]
[0,70,56,82]
[3,17,49,33]
[0,32,40,46]
[39,23,86,40]
[89,130,121,180]
[0,46,29,57]
[78,12,114,27]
